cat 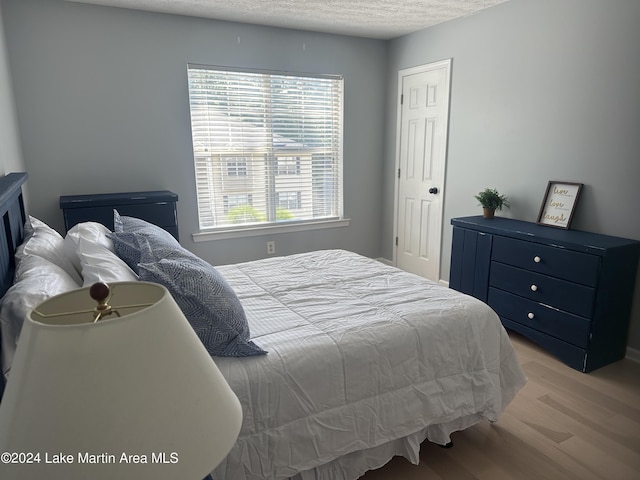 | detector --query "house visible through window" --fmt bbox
[276,156,301,176]
[187,65,344,231]
[223,193,253,213]
[276,191,302,211]
[226,158,248,177]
